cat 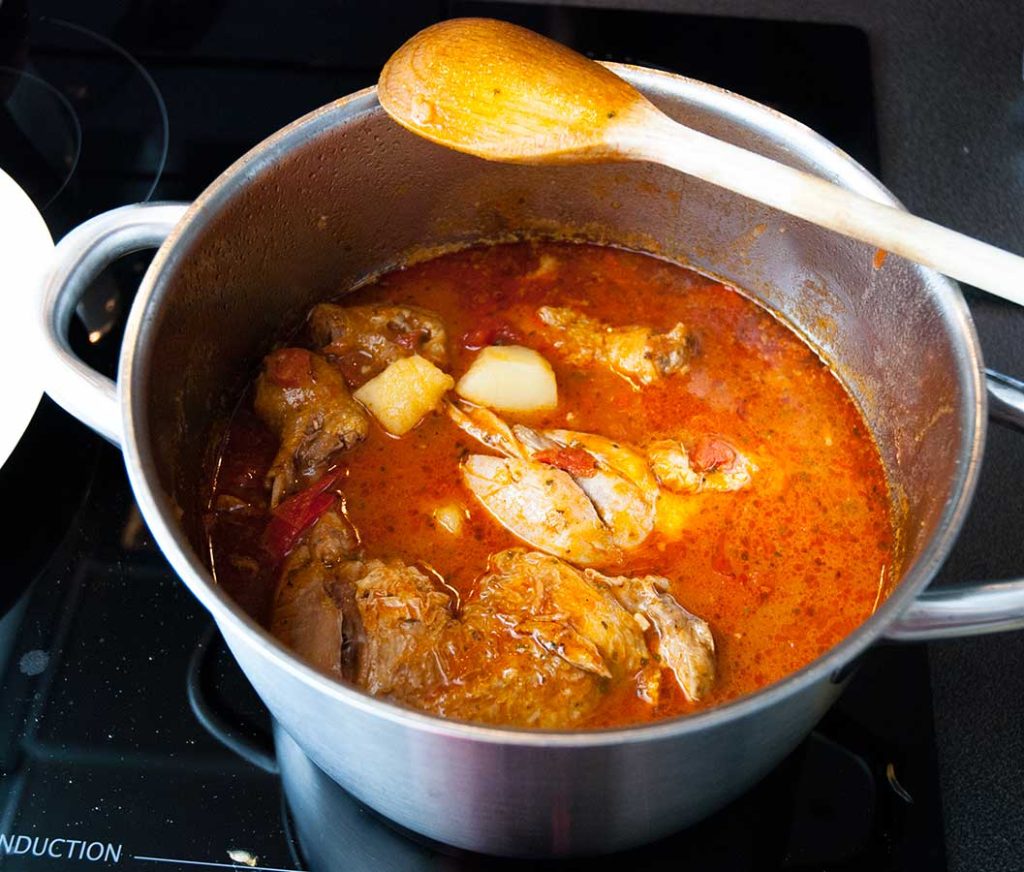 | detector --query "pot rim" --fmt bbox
[120,63,986,748]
